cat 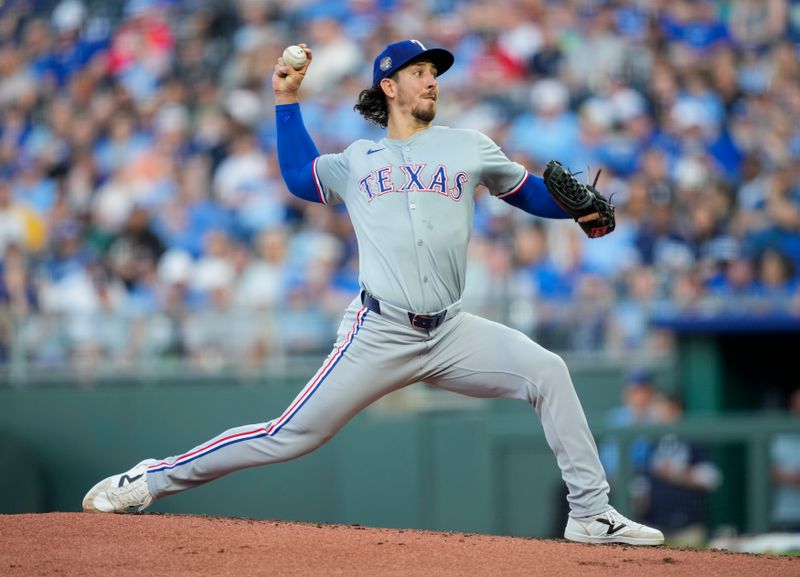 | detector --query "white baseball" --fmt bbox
[282,45,307,70]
